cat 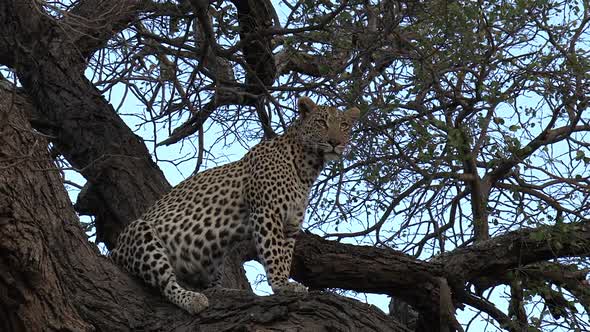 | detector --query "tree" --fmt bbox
[0,1,588,331]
